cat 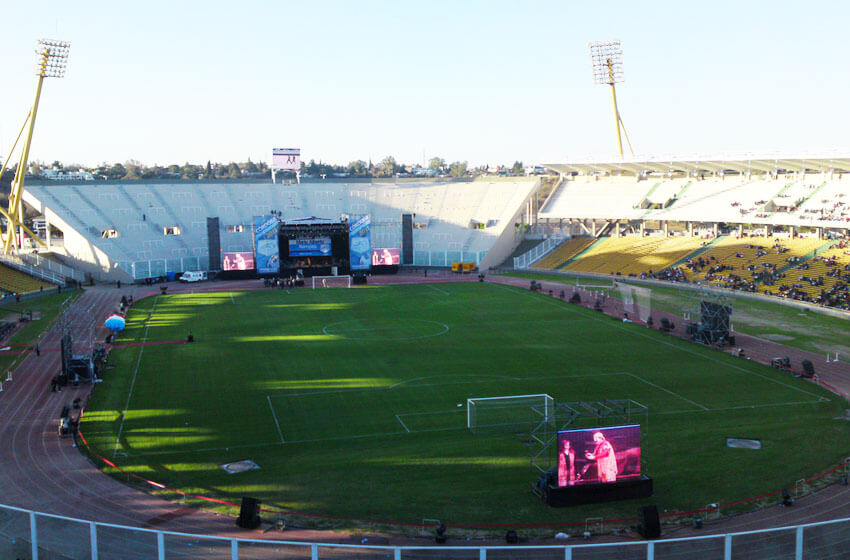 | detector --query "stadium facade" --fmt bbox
[21,178,539,282]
